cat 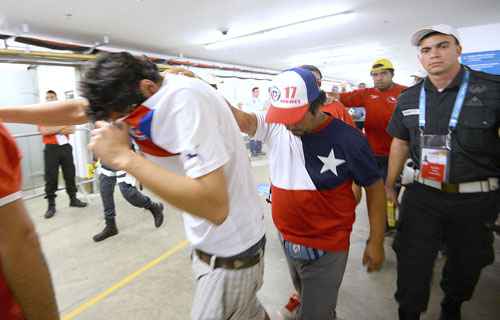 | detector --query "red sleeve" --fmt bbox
[0,123,22,207]
[321,102,355,127]
[339,89,365,108]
